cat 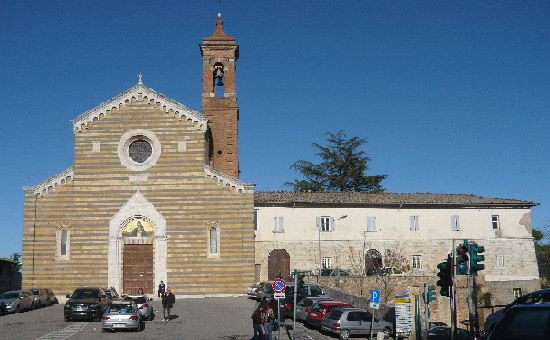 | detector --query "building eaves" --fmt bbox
[254,191,538,208]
